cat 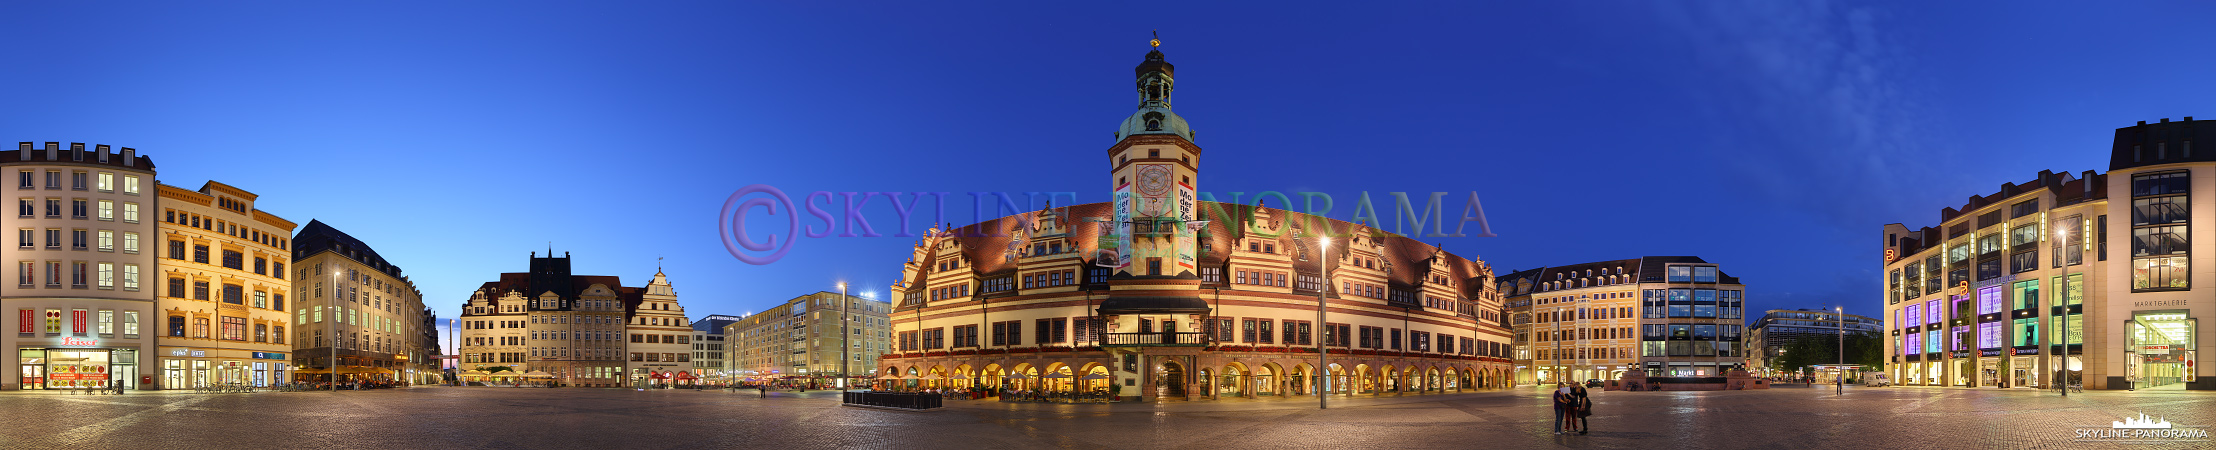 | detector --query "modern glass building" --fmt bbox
[1881,117,2210,390]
